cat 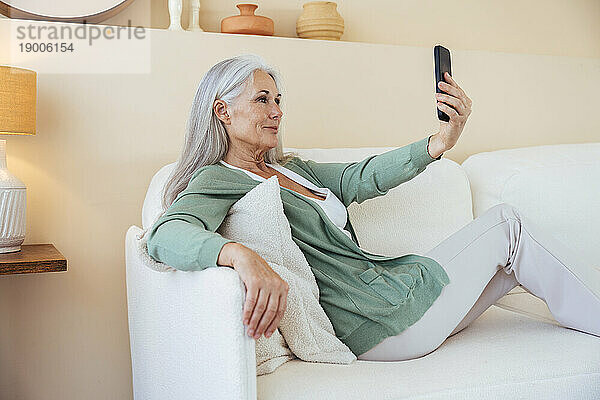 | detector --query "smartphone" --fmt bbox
[434,45,452,122]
